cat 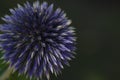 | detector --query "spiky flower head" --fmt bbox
[0,1,76,80]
